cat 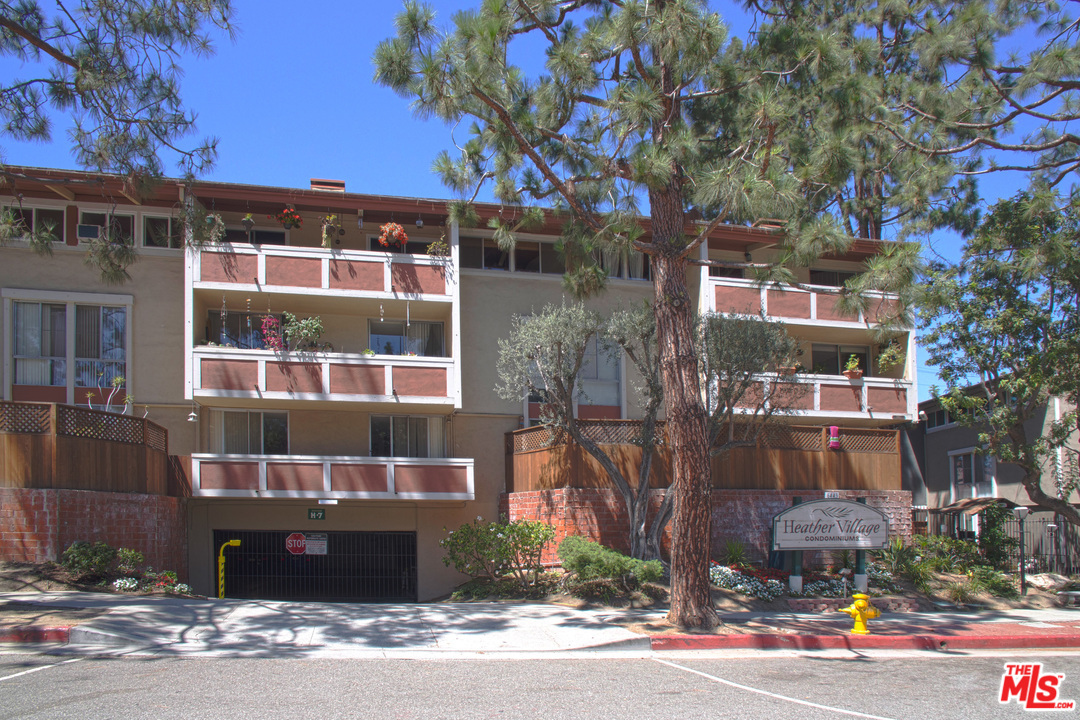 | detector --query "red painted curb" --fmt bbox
[651,633,1080,652]
[0,626,71,644]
